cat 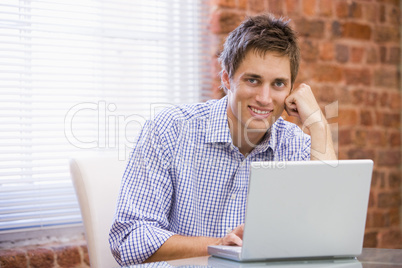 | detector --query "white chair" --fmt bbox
[70,156,127,268]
